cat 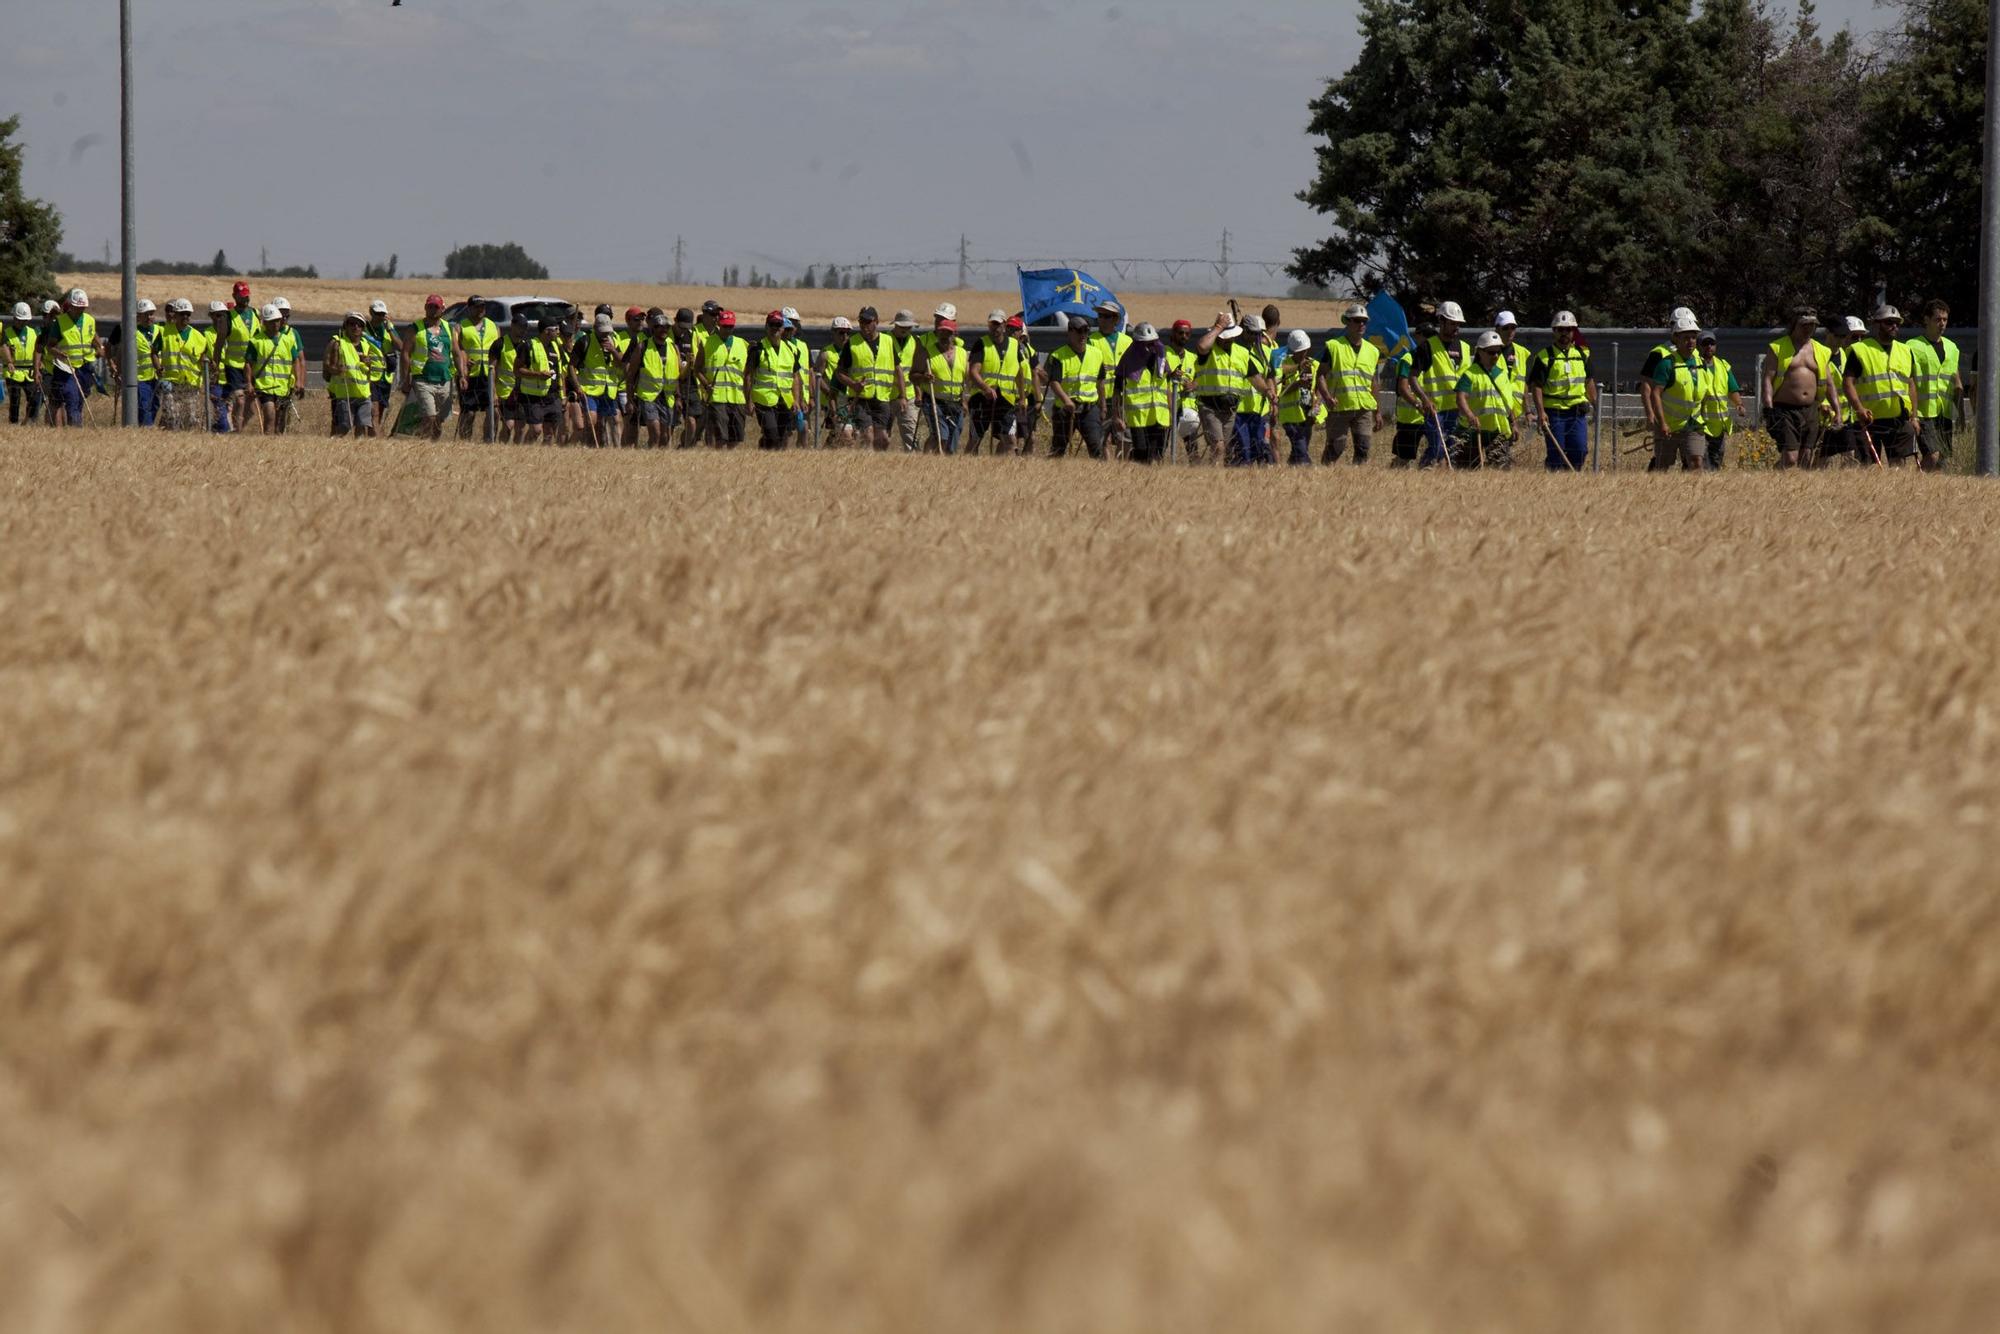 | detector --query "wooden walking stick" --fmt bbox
[1541,415,1579,473]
